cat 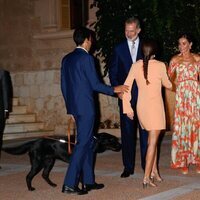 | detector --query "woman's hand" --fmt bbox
[114,85,129,93]
[117,93,123,100]
[127,112,134,120]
